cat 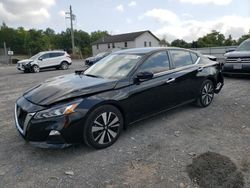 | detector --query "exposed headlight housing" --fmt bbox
[34,99,82,119]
